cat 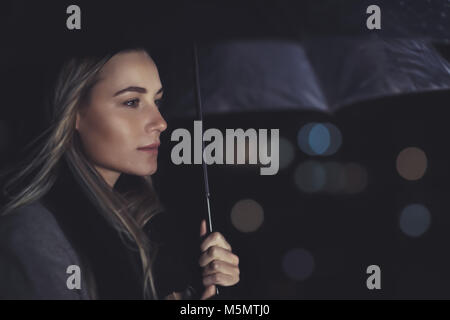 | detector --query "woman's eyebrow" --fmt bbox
[113,86,163,97]
[113,86,147,97]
